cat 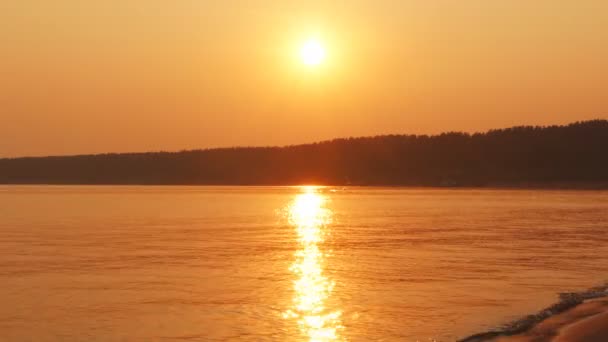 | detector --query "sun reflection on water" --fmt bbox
[284,186,344,341]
